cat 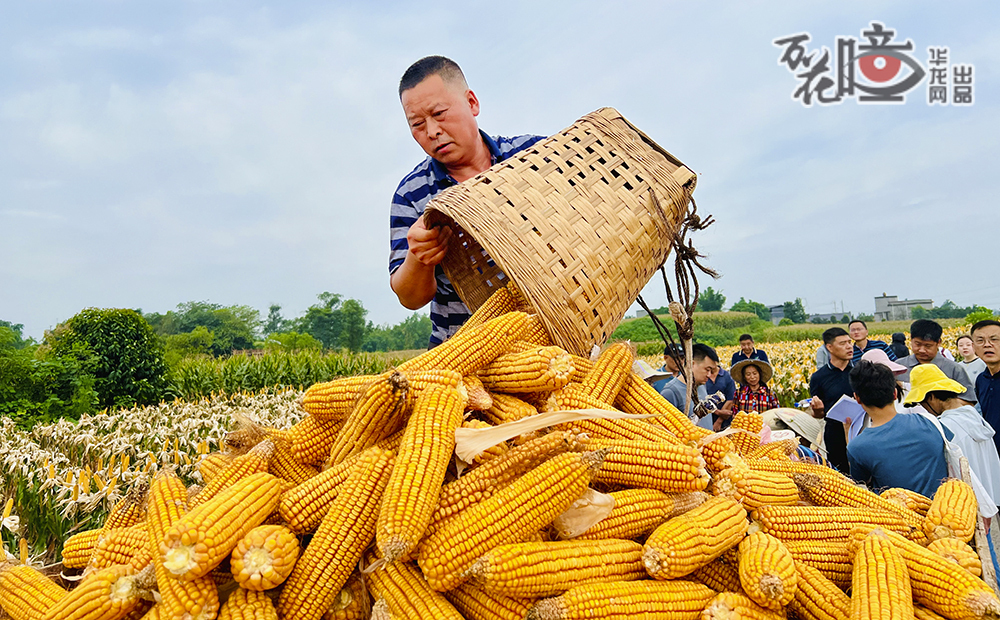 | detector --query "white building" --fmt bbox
[874,294,934,322]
